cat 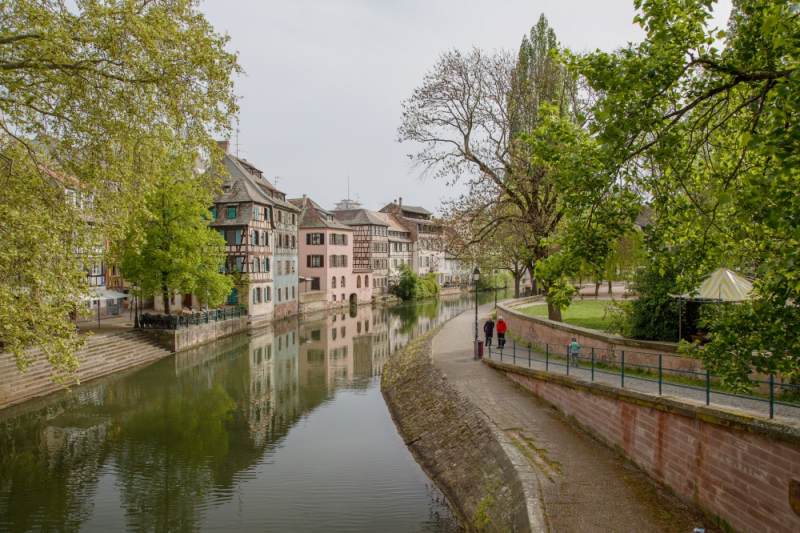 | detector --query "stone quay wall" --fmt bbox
[382,327,531,533]
[498,299,705,377]
[144,316,248,352]
[485,358,800,533]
